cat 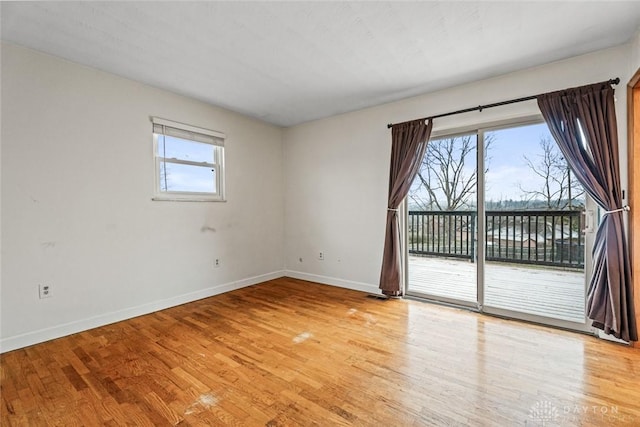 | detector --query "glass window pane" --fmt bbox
[407,132,478,303]
[485,123,584,210]
[408,134,478,211]
[483,122,585,323]
[156,134,214,163]
[159,162,216,193]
